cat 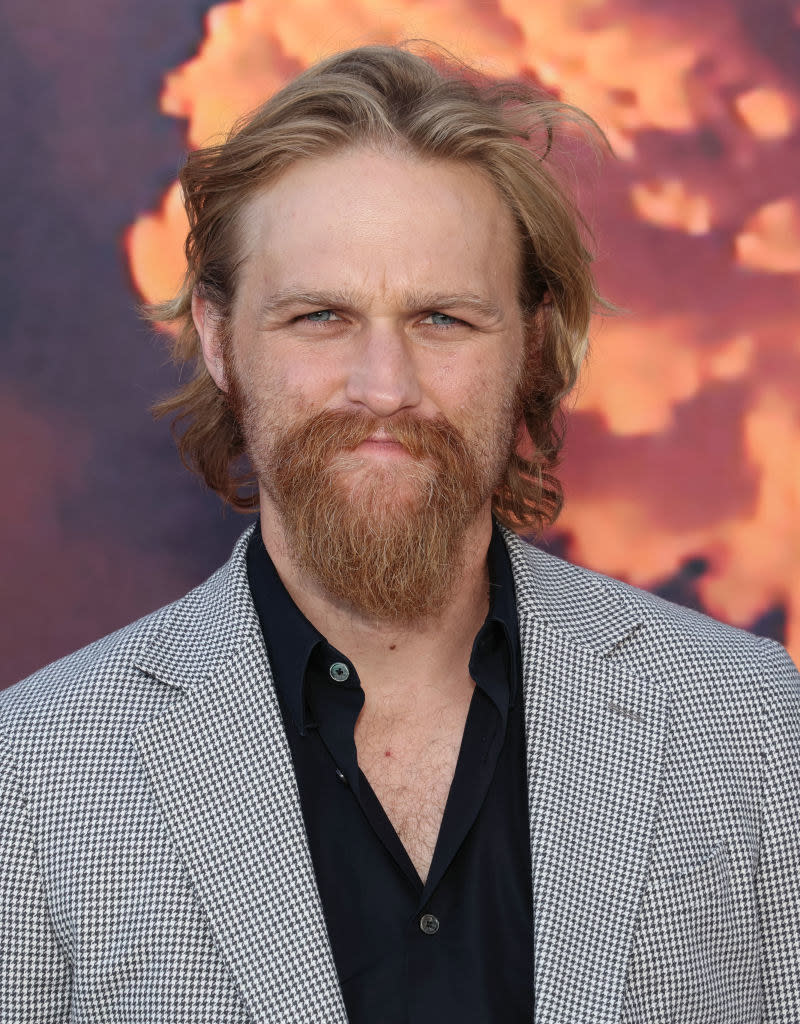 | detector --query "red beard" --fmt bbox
[262,407,499,623]
[226,350,523,623]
